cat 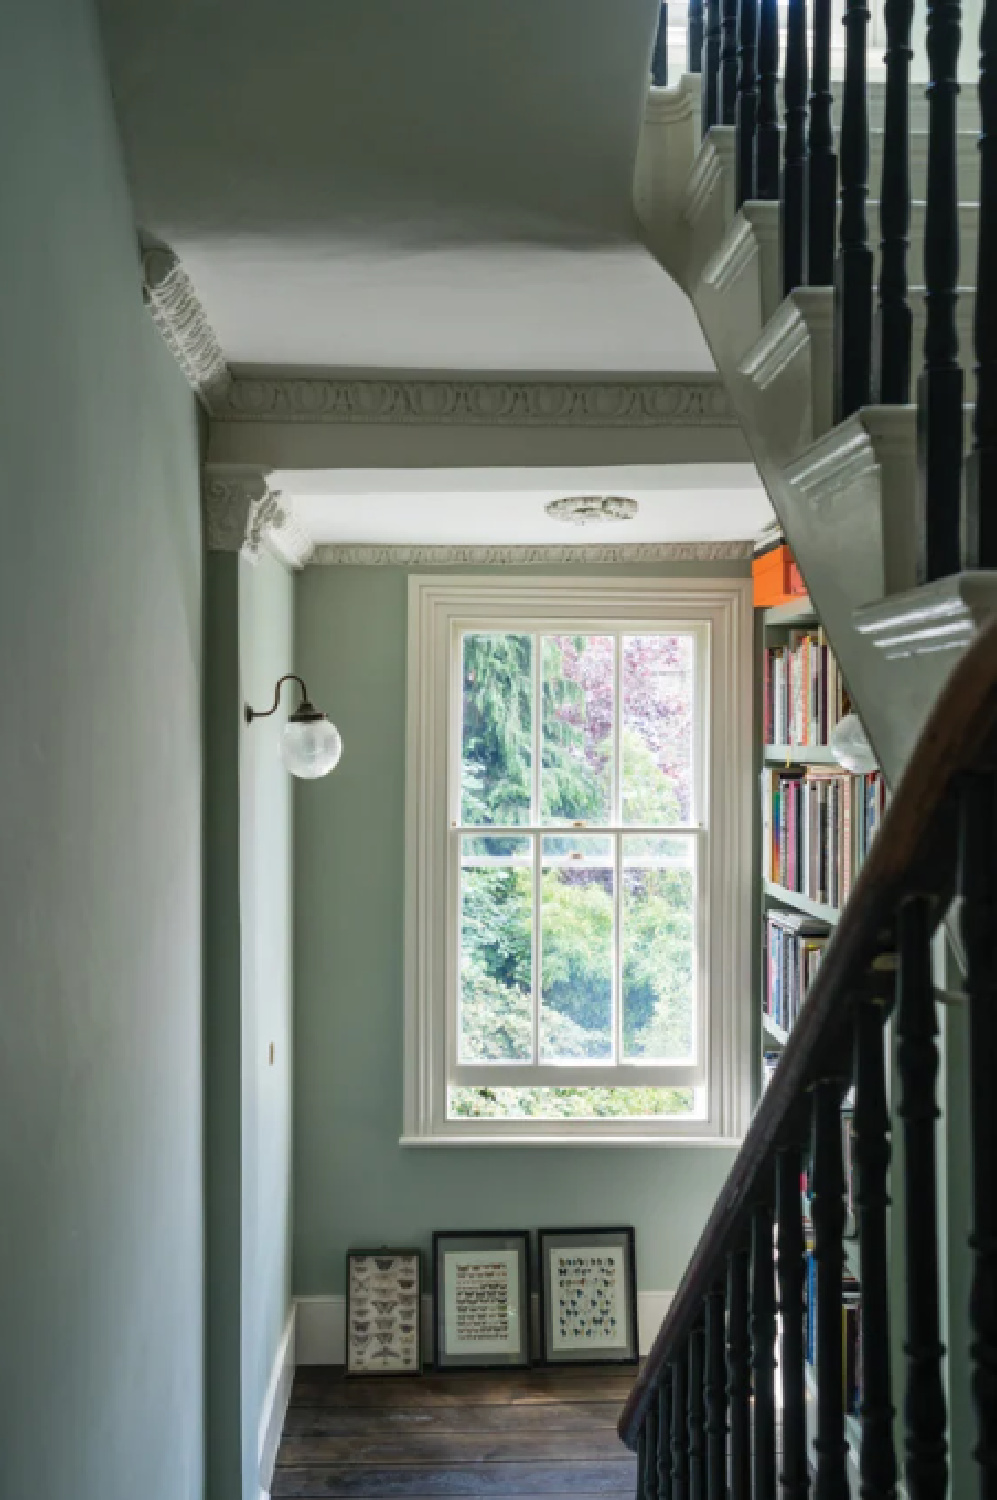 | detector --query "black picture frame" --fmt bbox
[345,1248,423,1376]
[537,1226,639,1365]
[432,1230,532,1371]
